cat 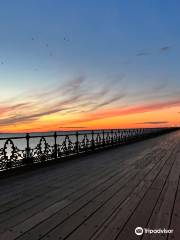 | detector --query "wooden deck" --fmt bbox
[0,131,180,240]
